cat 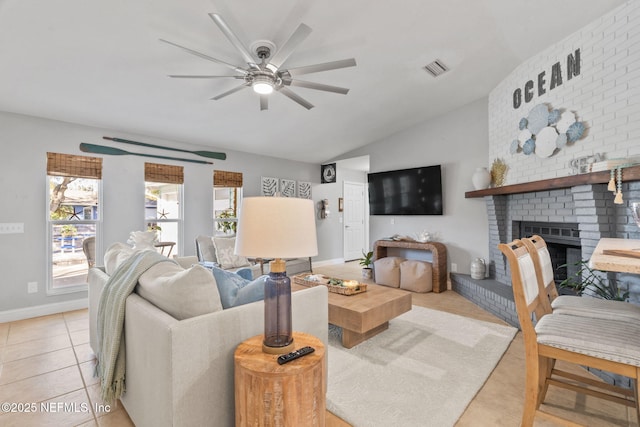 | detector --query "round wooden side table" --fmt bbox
[234,332,326,427]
